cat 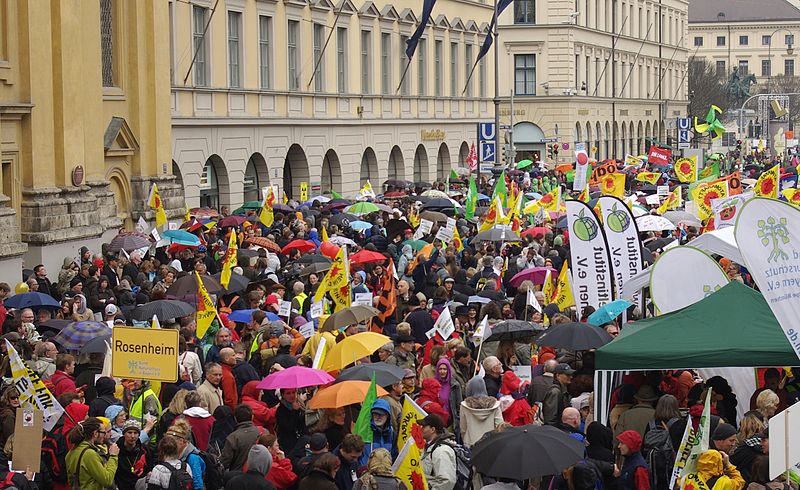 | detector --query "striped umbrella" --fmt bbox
[54,321,112,351]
